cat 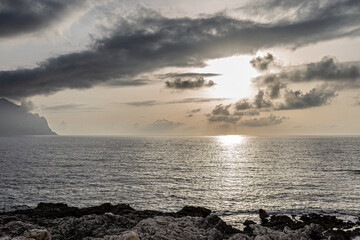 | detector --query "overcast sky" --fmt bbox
[1,0,360,135]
